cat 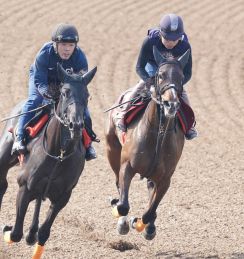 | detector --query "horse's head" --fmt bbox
[153,46,190,117]
[56,63,97,139]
